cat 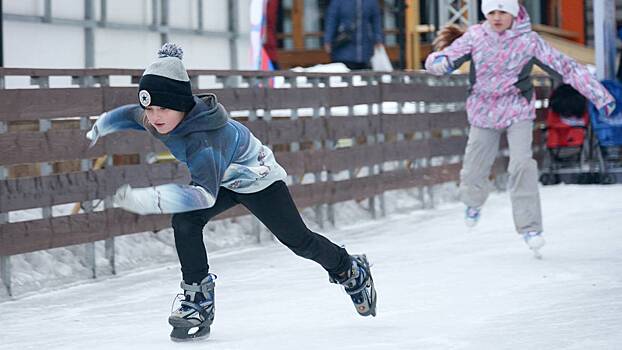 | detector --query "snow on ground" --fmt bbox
[1,184,621,350]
